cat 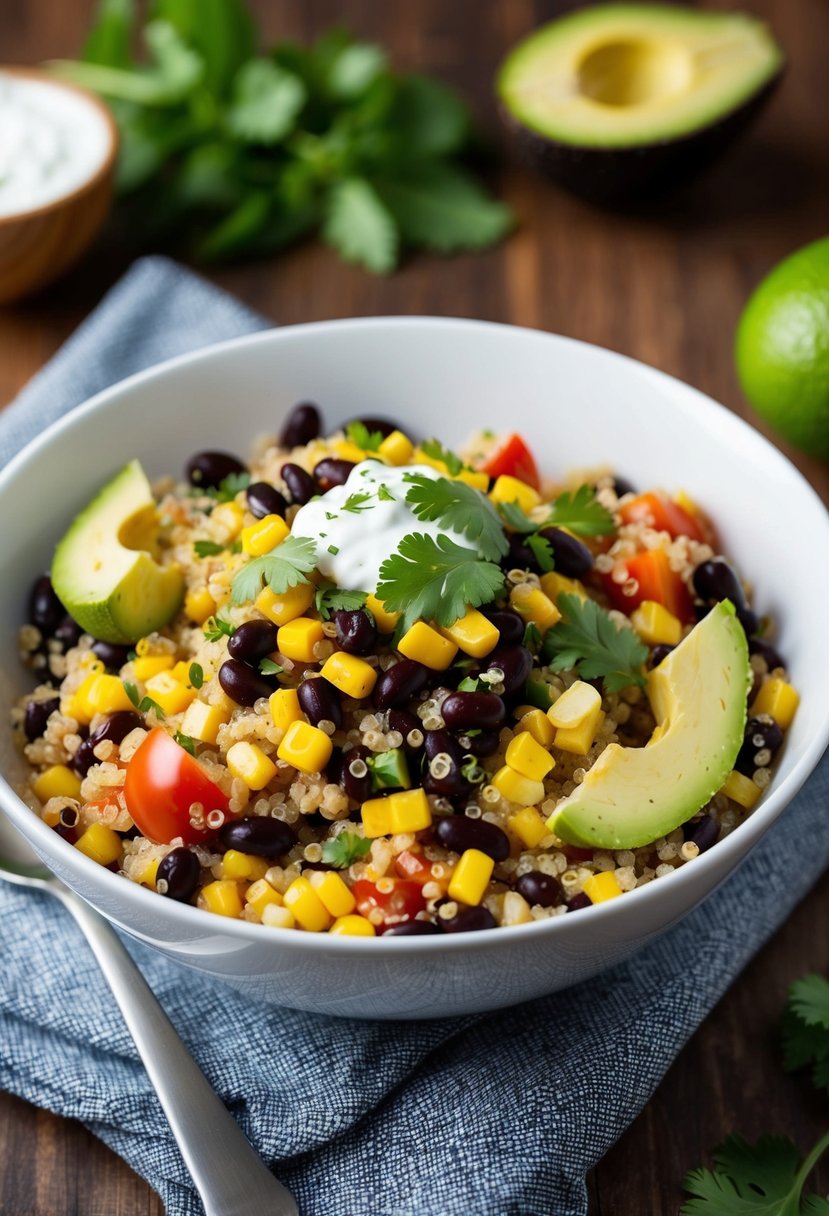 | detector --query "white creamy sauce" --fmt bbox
[0,73,112,218]
[291,461,468,593]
